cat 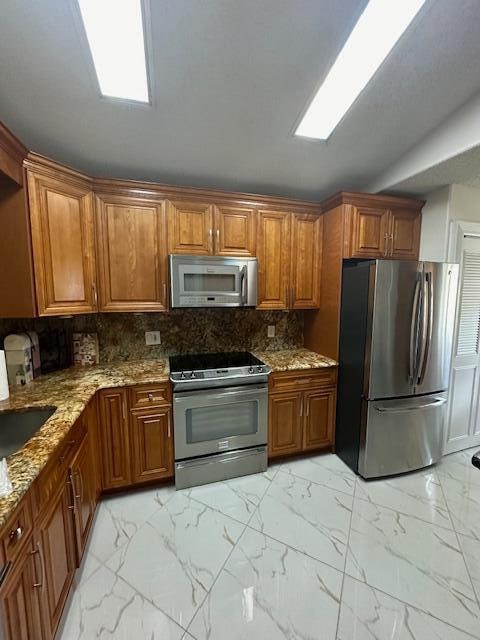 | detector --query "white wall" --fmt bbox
[420,183,480,261]
[419,186,451,261]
